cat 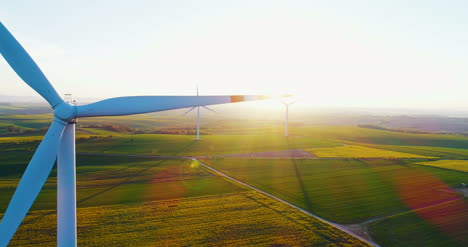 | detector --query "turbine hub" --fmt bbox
[53,101,76,122]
